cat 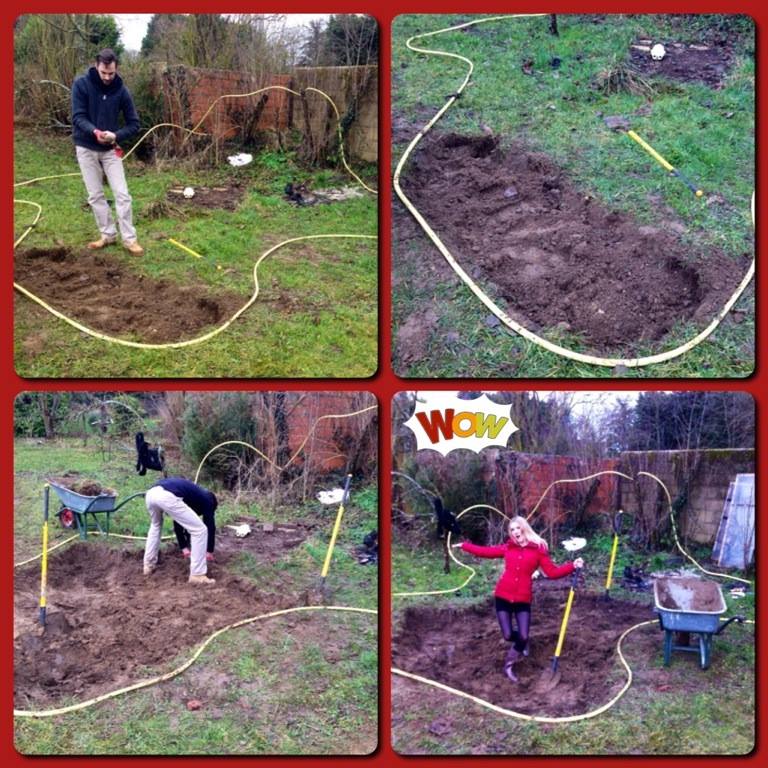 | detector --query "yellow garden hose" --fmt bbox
[14,232,375,350]
[393,15,755,368]
[14,87,377,350]
[15,605,376,718]
[193,404,378,482]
